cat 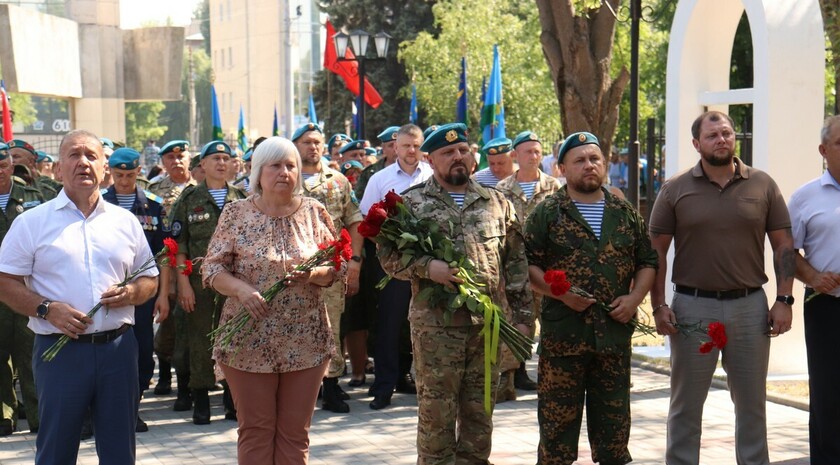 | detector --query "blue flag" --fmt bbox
[409,84,418,124]
[210,85,223,141]
[272,105,279,136]
[308,94,318,124]
[237,105,248,152]
[352,95,361,139]
[456,57,468,125]
[480,45,505,149]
